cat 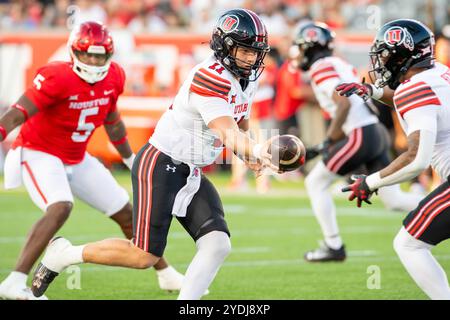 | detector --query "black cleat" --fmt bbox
[31,263,59,297]
[304,242,346,262]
